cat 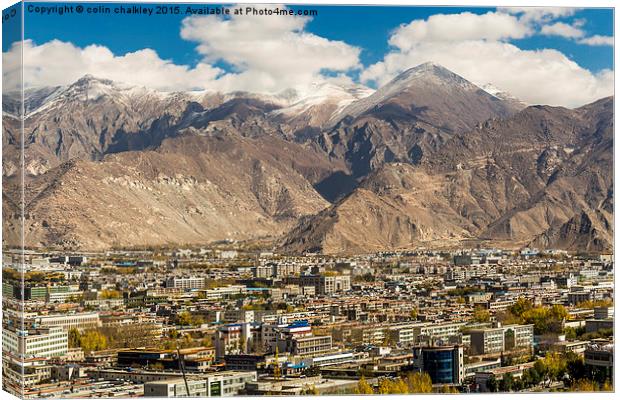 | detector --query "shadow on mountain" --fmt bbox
[314,170,358,203]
